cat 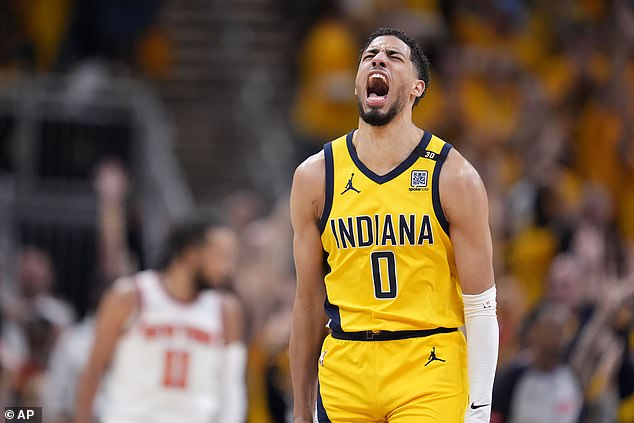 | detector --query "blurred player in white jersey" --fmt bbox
[74,217,246,423]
